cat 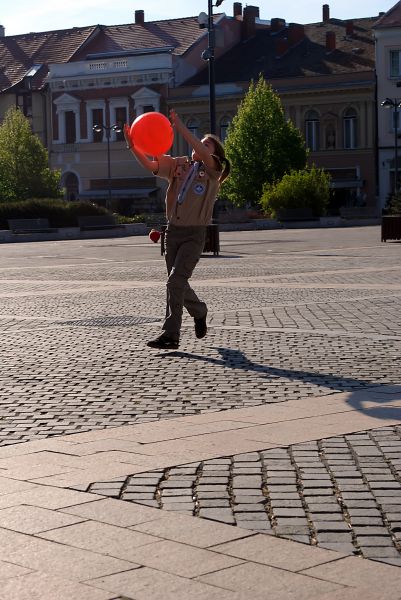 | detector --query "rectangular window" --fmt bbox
[143,105,154,113]
[390,50,401,77]
[114,106,127,141]
[92,108,103,142]
[17,93,32,118]
[65,111,76,144]
[305,120,319,151]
